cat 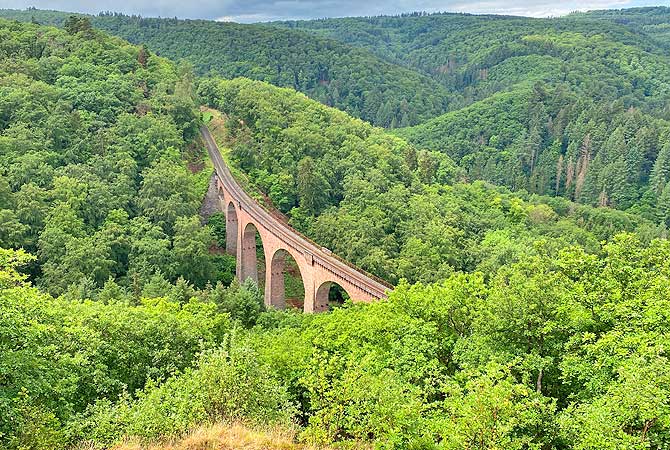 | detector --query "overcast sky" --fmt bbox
[2,0,667,22]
